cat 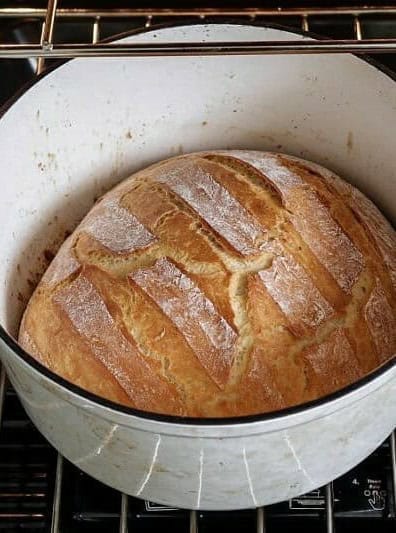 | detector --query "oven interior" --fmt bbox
[0,2,395,532]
